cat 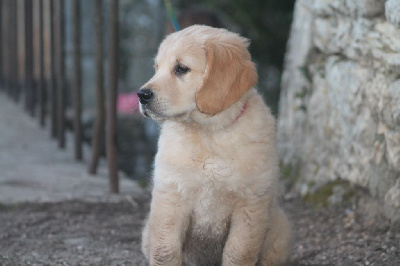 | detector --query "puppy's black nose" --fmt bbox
[137,89,153,104]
